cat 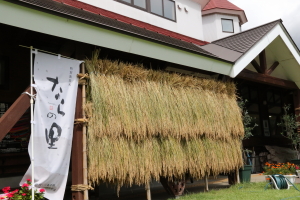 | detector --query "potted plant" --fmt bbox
[0,179,46,200]
[263,162,297,184]
[238,99,258,183]
[277,105,300,164]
